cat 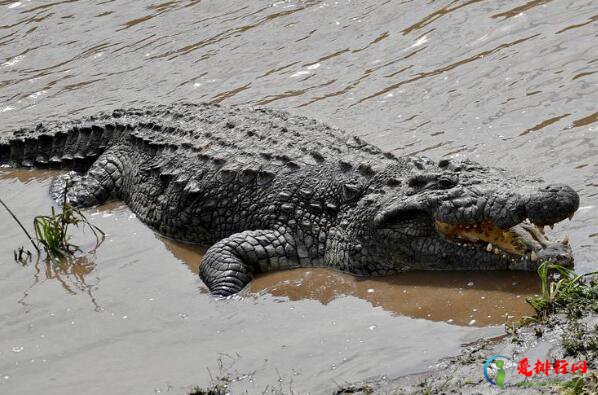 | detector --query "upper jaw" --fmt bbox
[375,183,579,269]
[434,183,579,229]
[375,183,579,231]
